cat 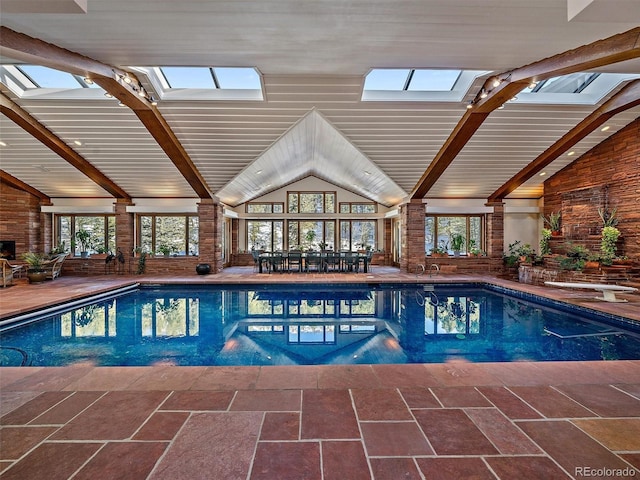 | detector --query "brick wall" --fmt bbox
[400,200,426,273]
[0,182,43,255]
[544,118,640,259]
